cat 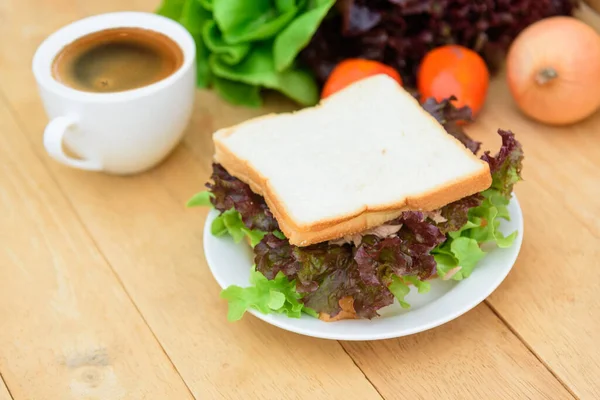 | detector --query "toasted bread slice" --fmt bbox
[214,75,491,246]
